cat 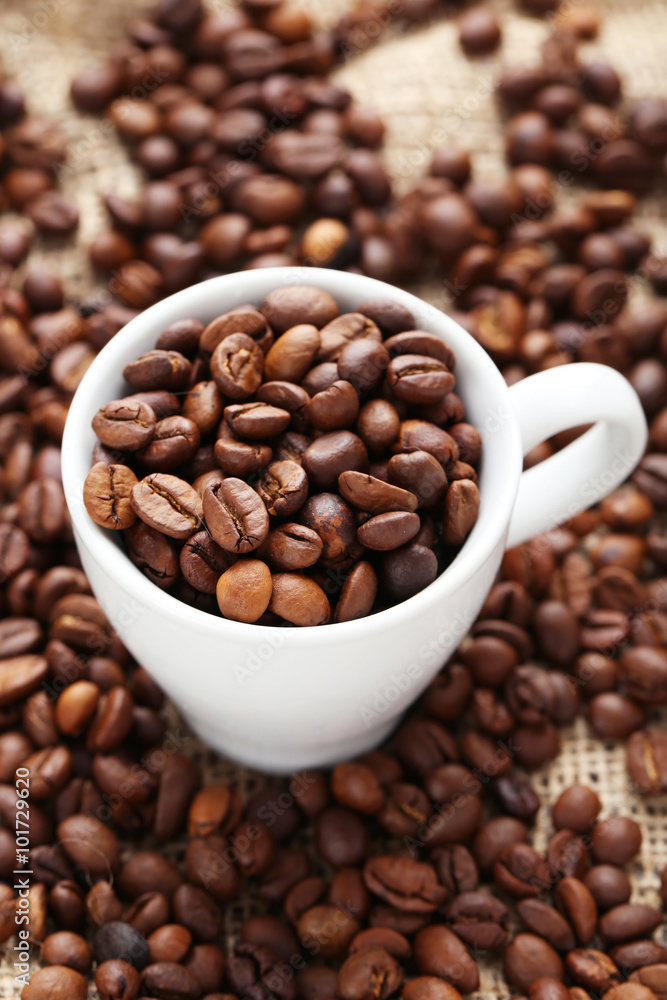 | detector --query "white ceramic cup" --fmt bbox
[61,268,648,773]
